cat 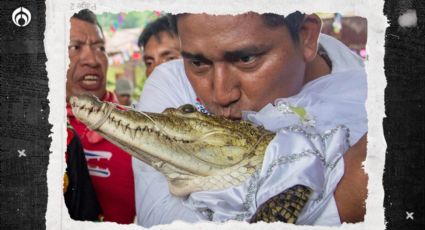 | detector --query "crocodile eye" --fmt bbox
[179,104,196,113]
